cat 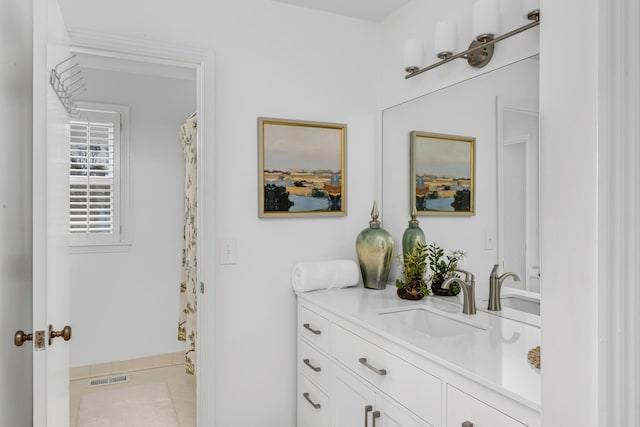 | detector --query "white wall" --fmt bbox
[58,1,380,425]
[0,0,33,426]
[69,68,195,367]
[539,0,599,425]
